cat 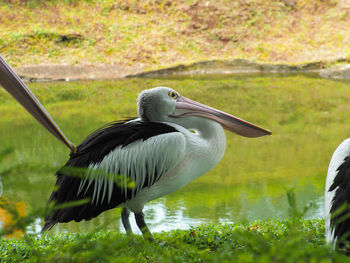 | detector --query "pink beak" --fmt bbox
[173,97,272,138]
[0,55,76,152]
